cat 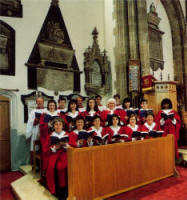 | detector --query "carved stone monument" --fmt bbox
[26,0,81,92]
[84,27,111,96]
[148,3,164,71]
